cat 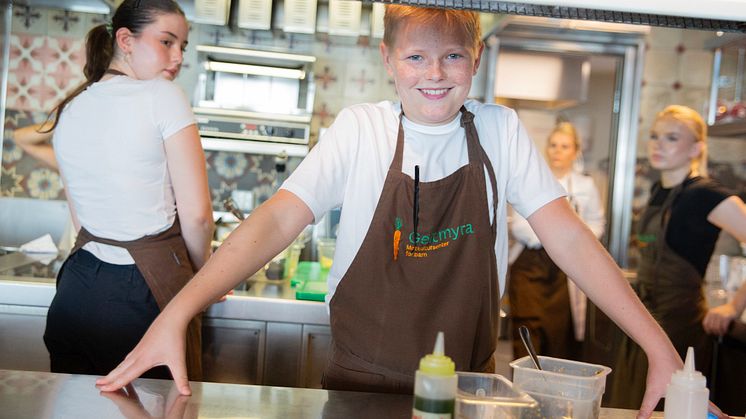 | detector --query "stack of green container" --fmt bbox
[292,261,329,302]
